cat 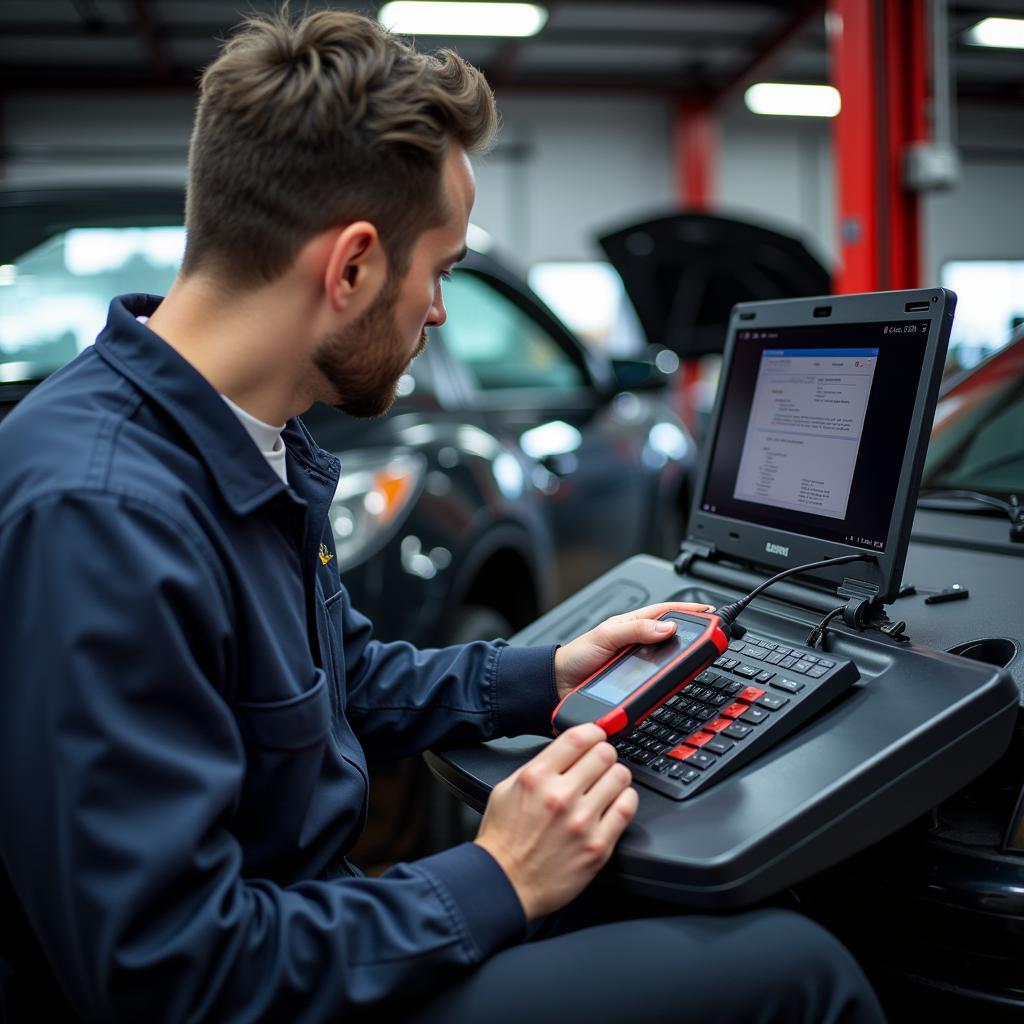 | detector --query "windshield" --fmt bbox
[0,225,184,383]
[923,336,1024,499]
